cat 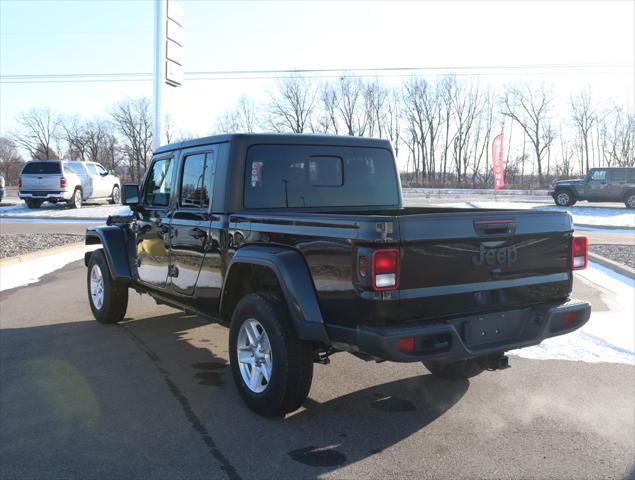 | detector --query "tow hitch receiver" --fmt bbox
[480,354,510,371]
